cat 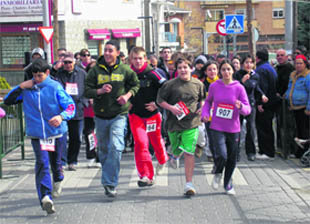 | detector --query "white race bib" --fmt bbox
[215,103,234,119]
[40,138,56,152]
[65,83,78,95]
[146,120,156,133]
[88,132,97,151]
